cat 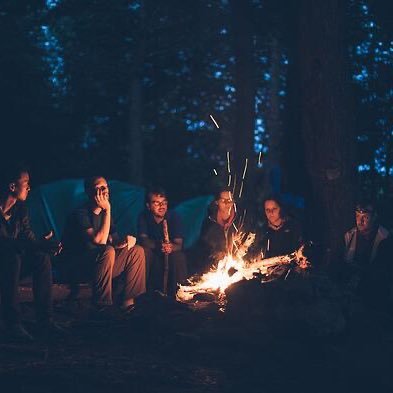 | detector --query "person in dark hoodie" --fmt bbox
[195,187,251,272]
[256,195,303,259]
[0,165,62,342]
